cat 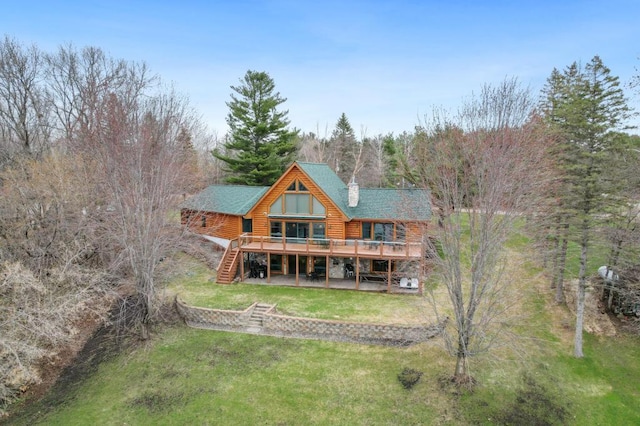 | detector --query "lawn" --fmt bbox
[164,254,436,325]
[7,232,640,425]
[12,320,639,425]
